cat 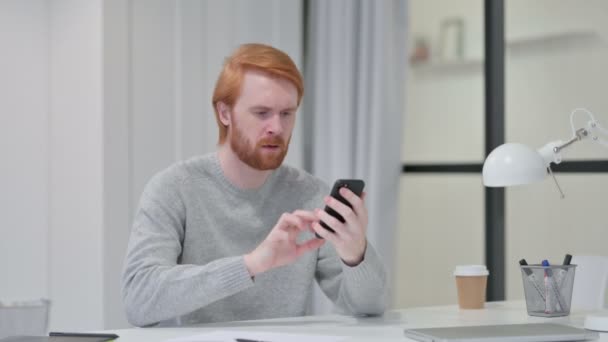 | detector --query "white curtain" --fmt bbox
[304,0,408,313]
